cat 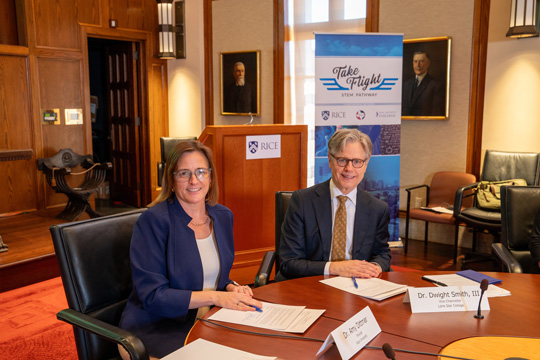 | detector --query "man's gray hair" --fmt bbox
[327,128,372,160]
